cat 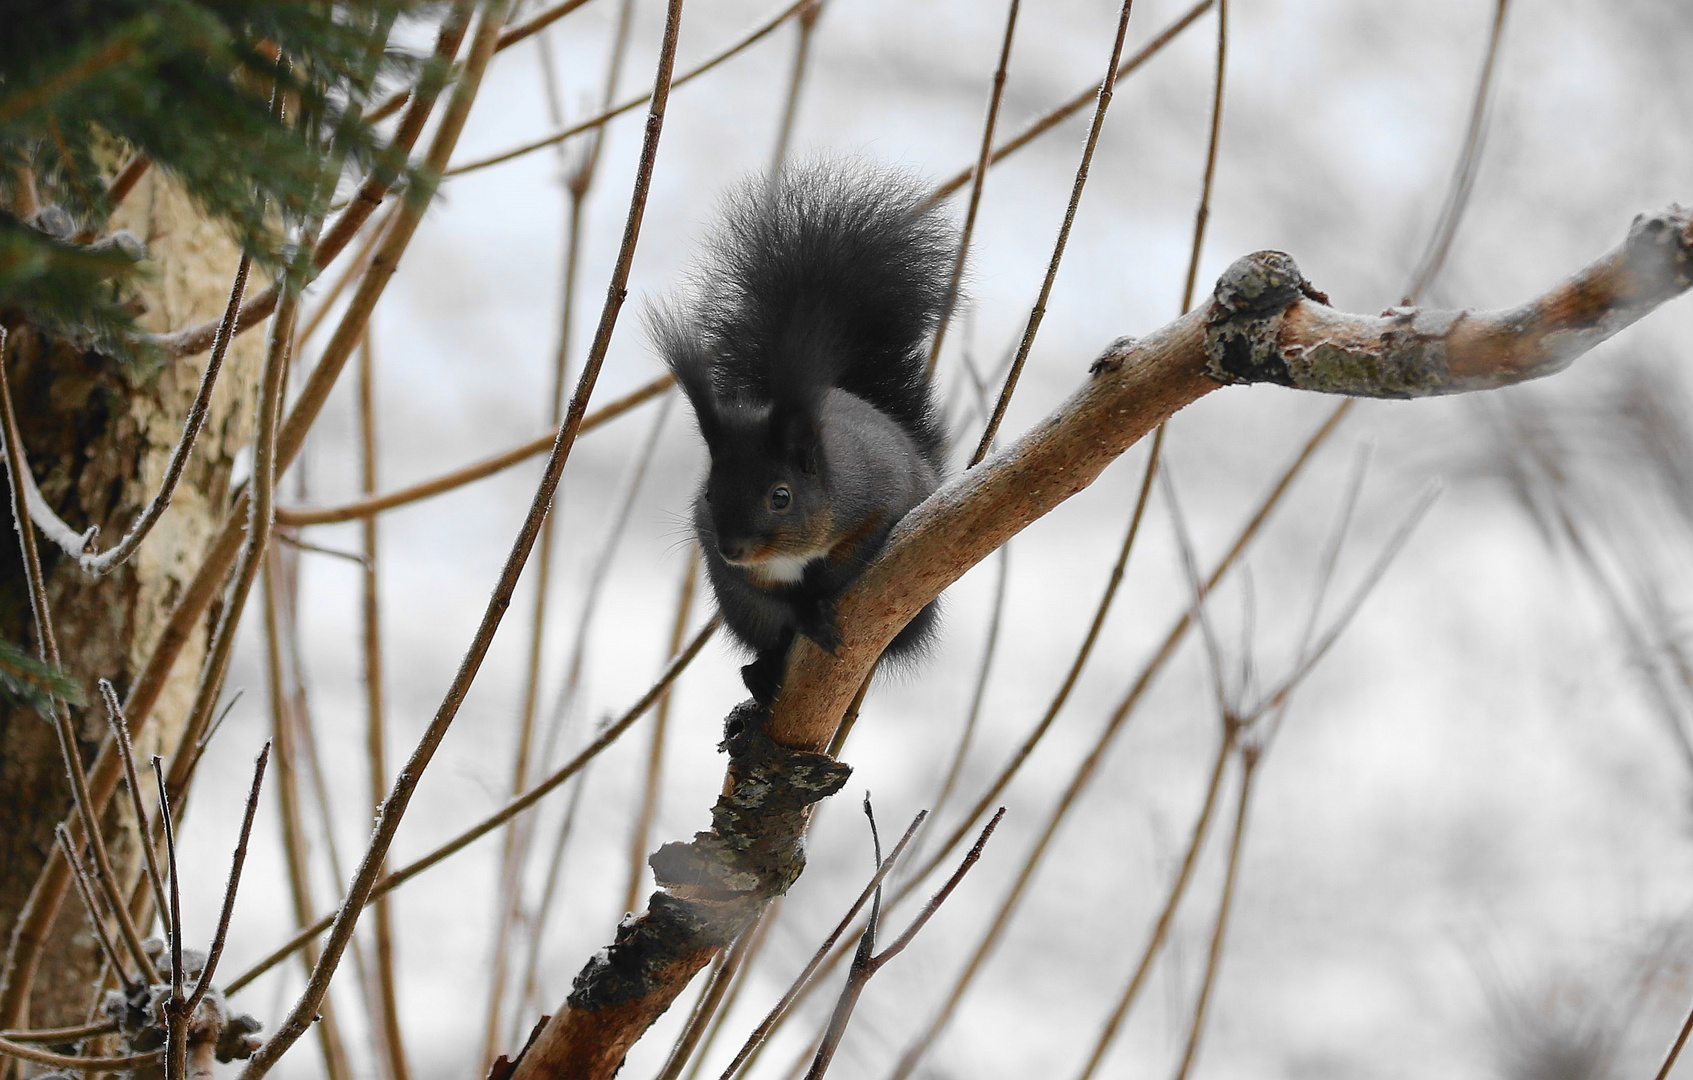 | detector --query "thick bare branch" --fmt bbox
[520,205,1693,1078]
[773,205,1693,751]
